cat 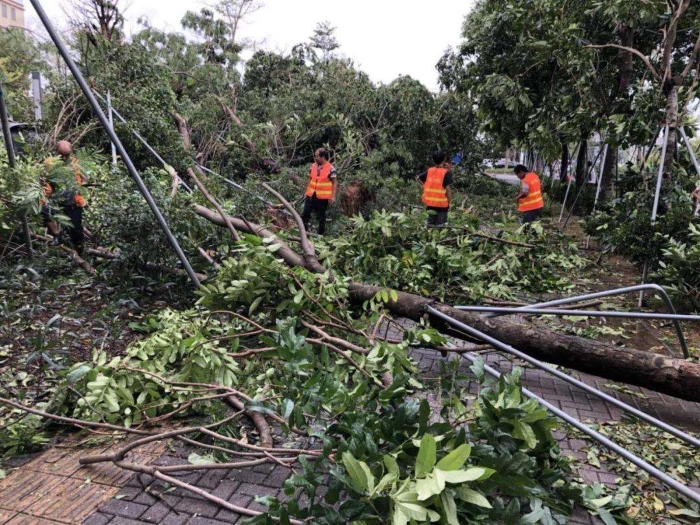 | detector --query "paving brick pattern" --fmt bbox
[1,320,698,524]
[0,439,166,524]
